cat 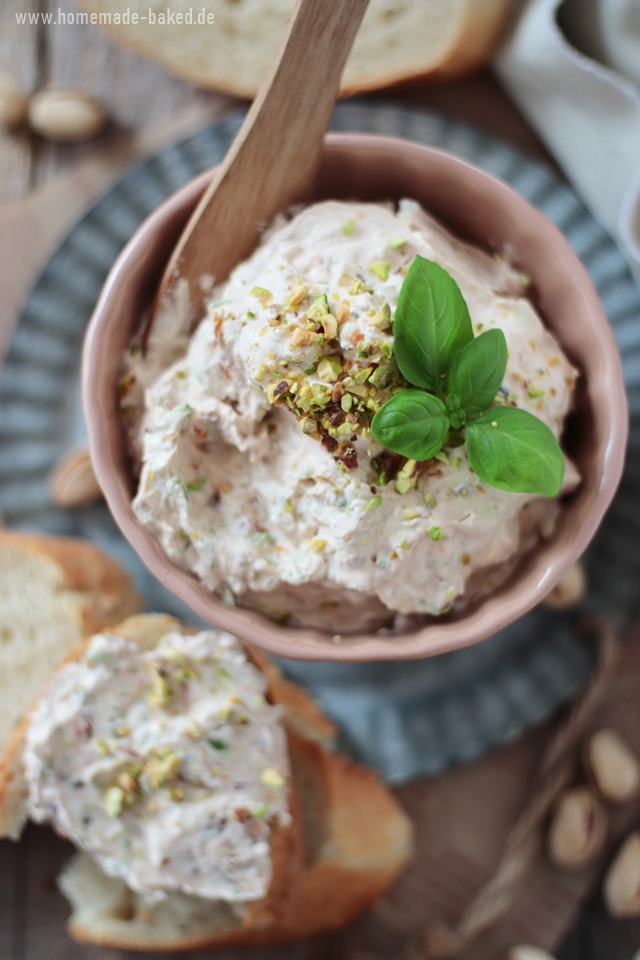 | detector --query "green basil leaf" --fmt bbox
[394,255,473,395]
[447,328,508,416]
[371,389,450,461]
[466,406,565,497]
